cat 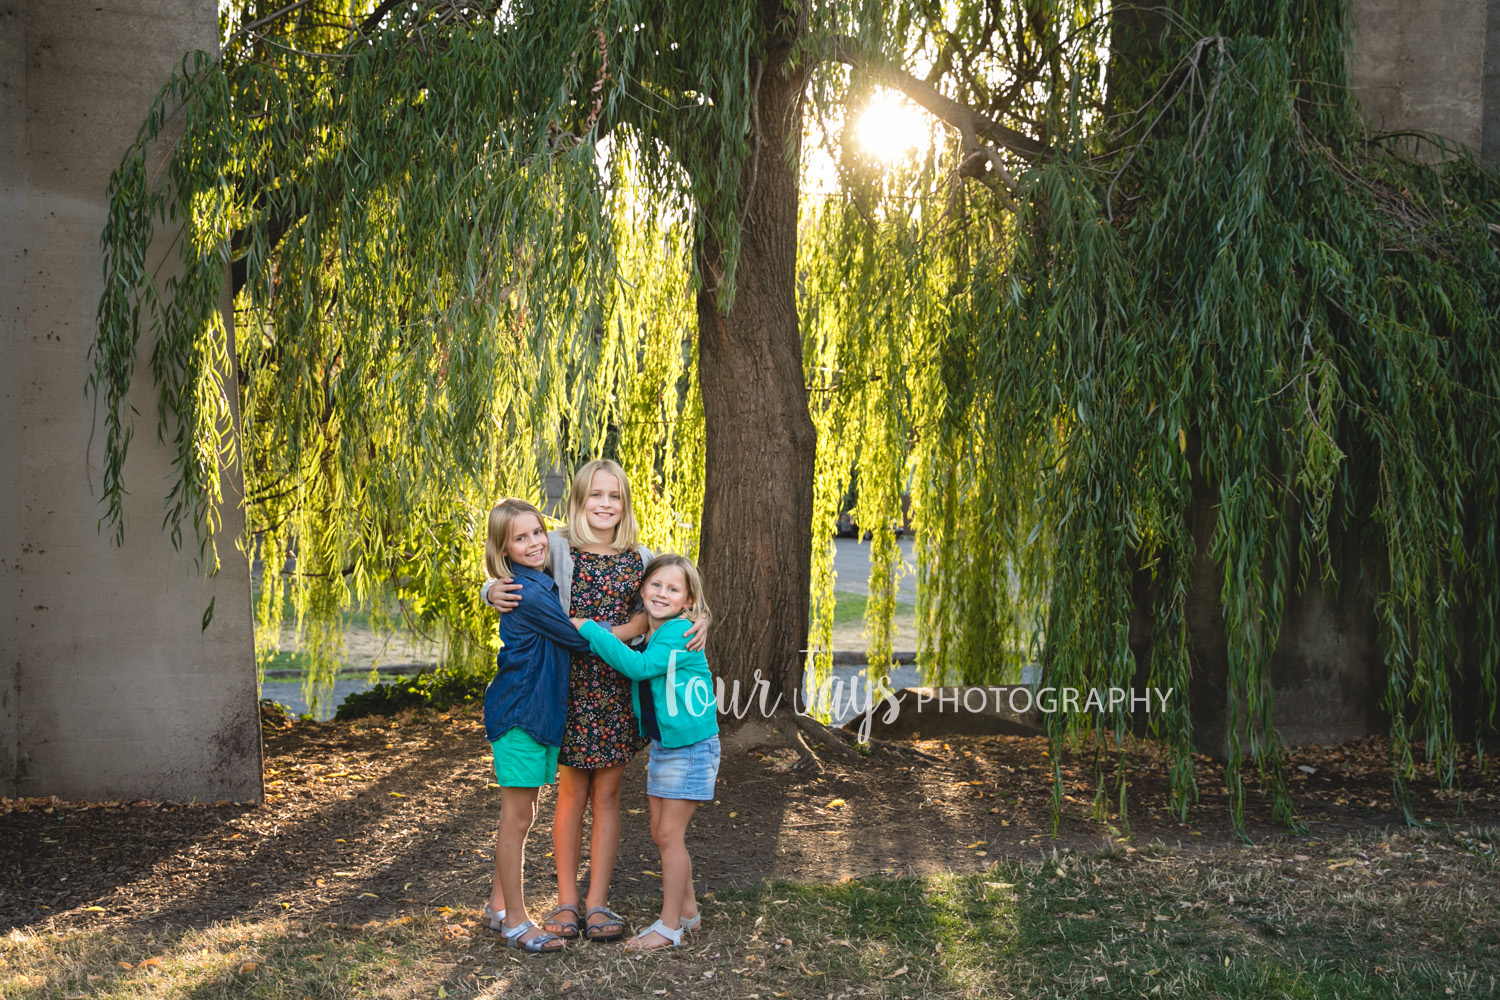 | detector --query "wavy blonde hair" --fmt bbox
[563,458,641,551]
[640,552,710,622]
[485,498,548,579]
